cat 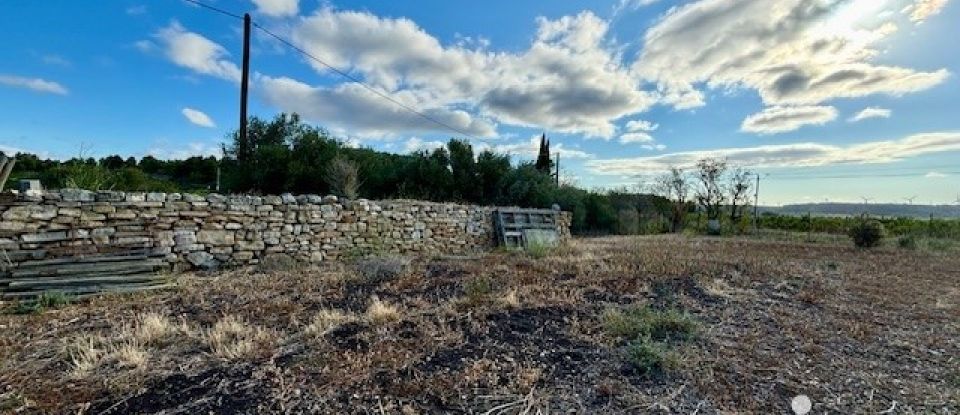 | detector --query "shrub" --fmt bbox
[897,234,918,250]
[848,218,886,248]
[624,337,678,377]
[352,256,411,283]
[602,306,698,342]
[324,155,361,199]
[12,292,73,314]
